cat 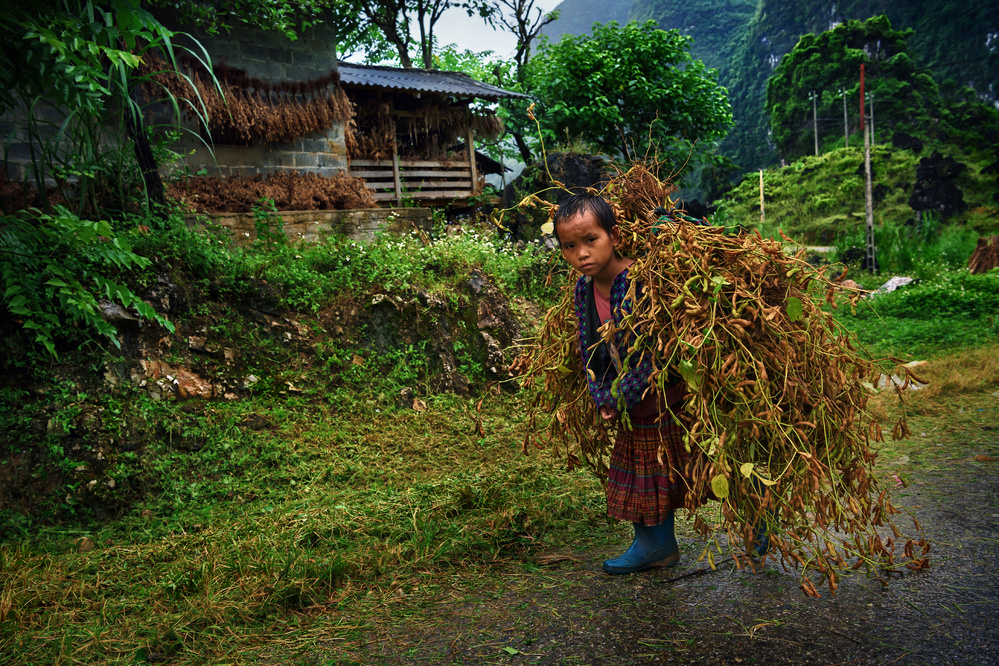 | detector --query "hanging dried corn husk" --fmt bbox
[139,55,353,145]
[505,160,928,594]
